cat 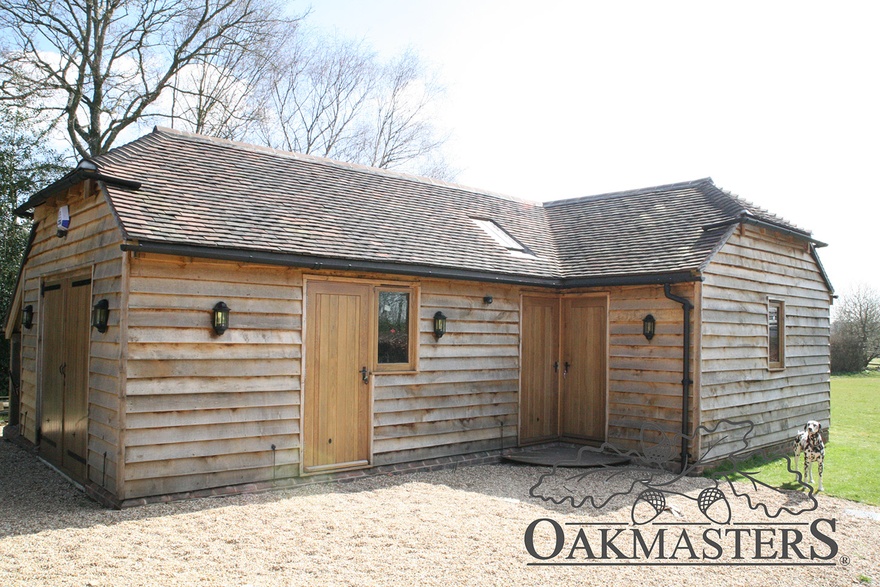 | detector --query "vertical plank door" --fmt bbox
[520,296,560,444]
[304,281,372,472]
[38,275,91,481]
[63,278,92,479]
[560,297,607,442]
[39,282,65,466]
